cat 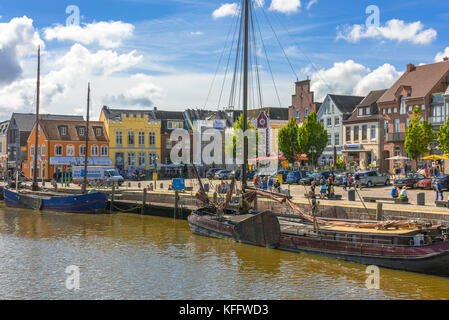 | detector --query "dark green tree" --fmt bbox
[298,112,328,166]
[437,116,449,155]
[405,106,434,166]
[278,118,301,165]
